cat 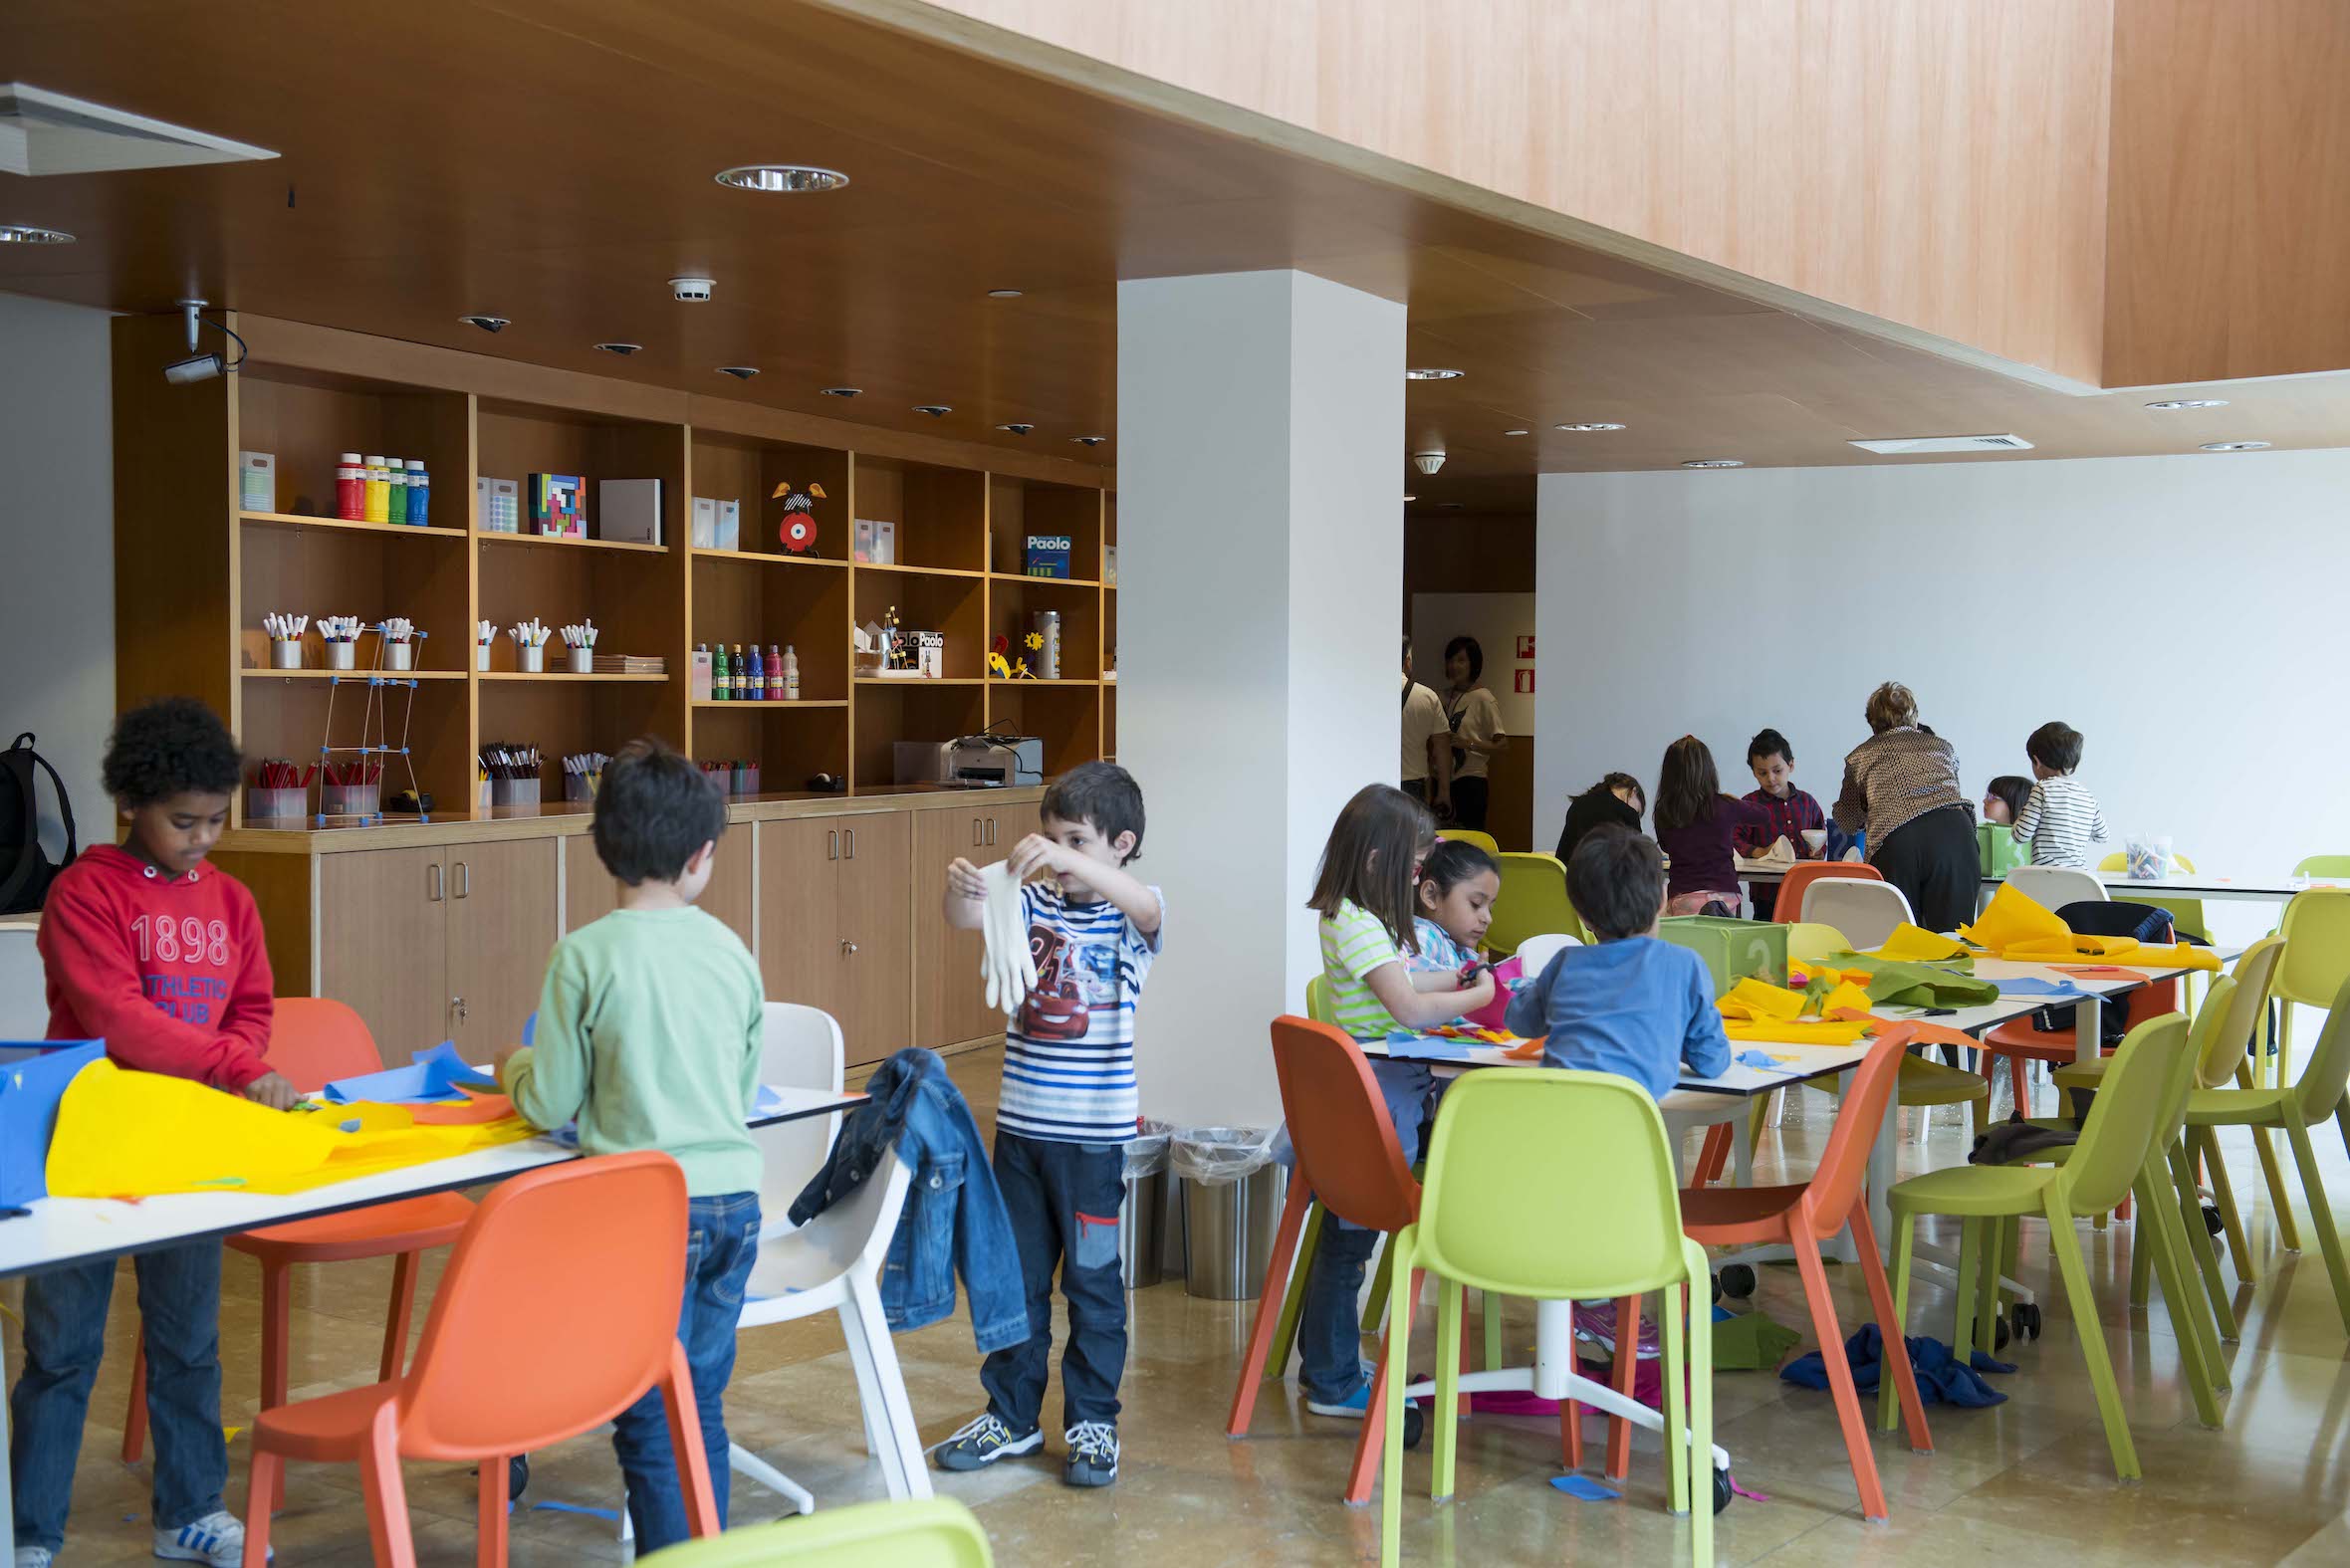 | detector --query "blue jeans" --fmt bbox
[611,1192,760,1555]
[1298,1058,1438,1403]
[979,1132,1126,1432]
[10,1243,227,1552]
